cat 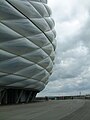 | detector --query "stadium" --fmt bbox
[0,0,56,104]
